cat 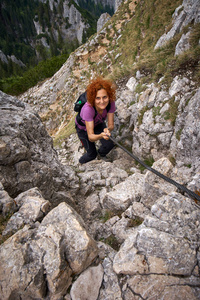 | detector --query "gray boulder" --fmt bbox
[113,193,200,298]
[0,91,79,203]
[2,187,50,236]
[0,201,98,300]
